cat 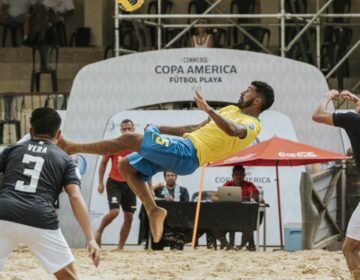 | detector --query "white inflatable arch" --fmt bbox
[59,48,342,247]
